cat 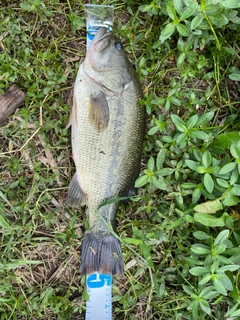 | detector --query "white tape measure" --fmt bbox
[86,273,112,320]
